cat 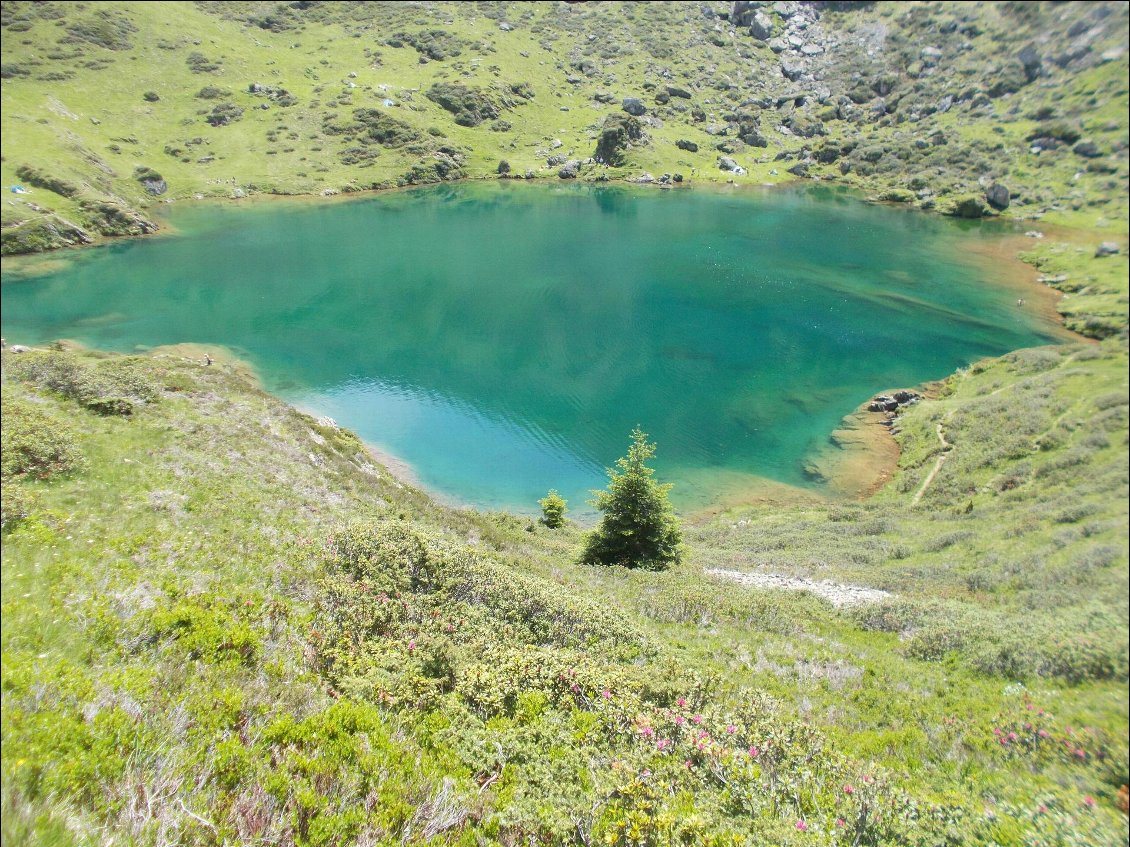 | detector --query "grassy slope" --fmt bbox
[0,347,1127,844]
